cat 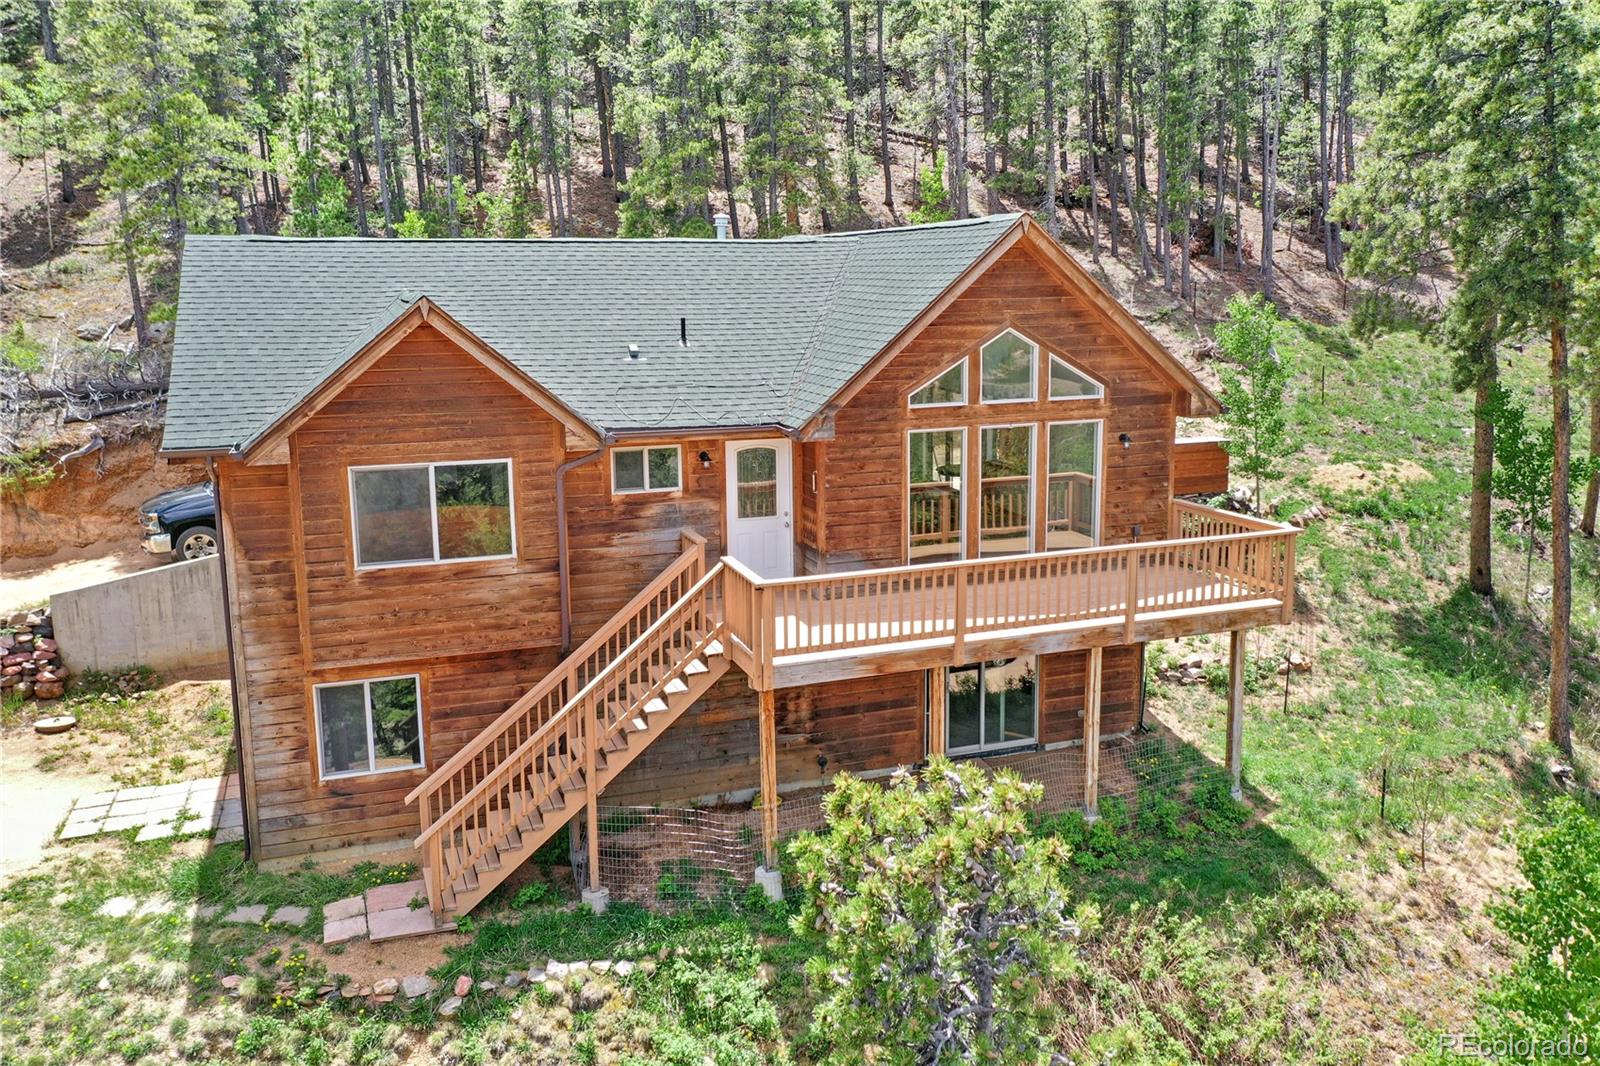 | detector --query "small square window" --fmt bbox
[612,446,681,493]
[316,675,423,779]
